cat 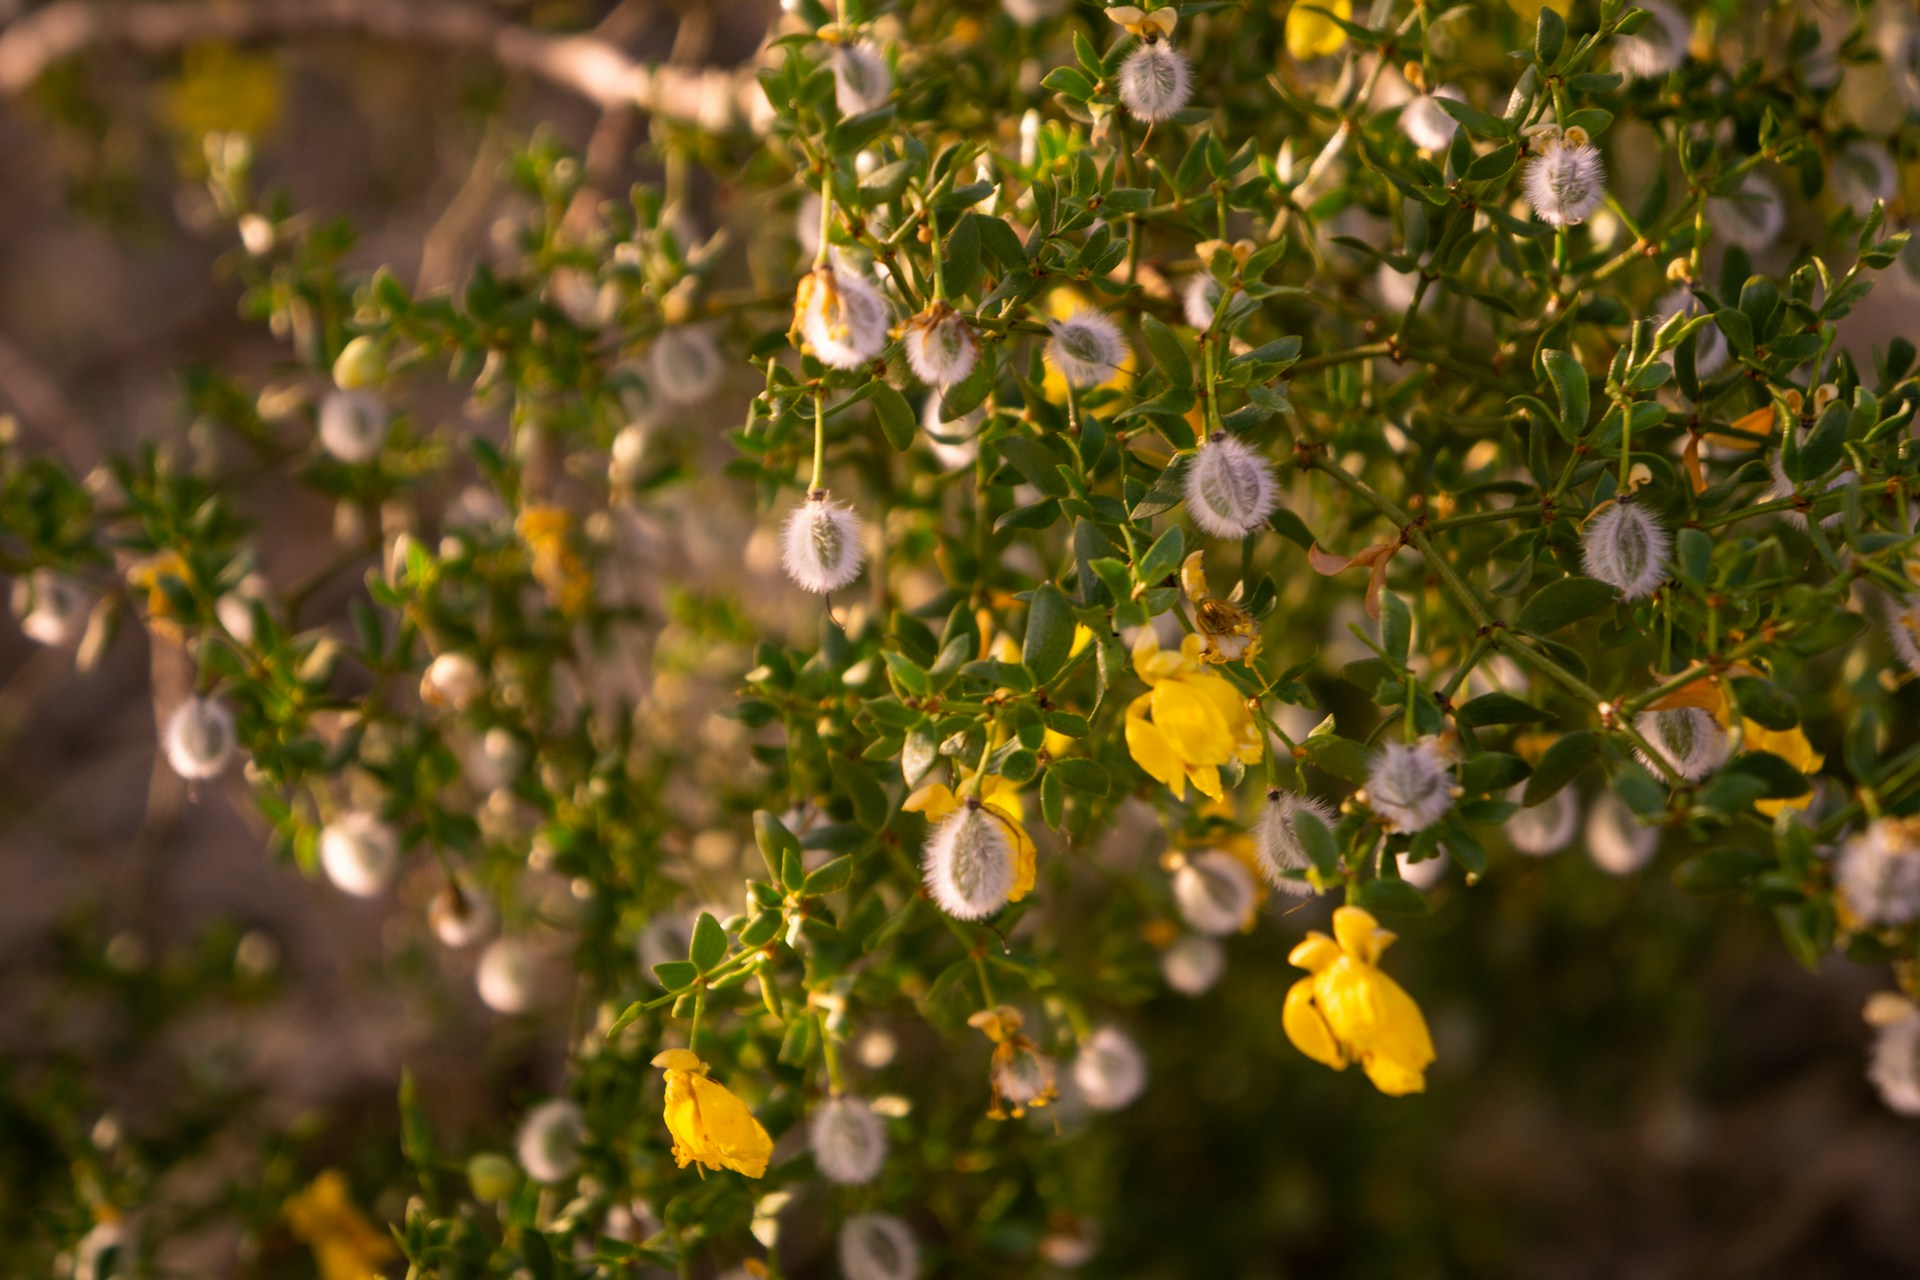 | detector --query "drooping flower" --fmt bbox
[907,776,1037,920]
[1585,791,1659,875]
[1364,739,1455,835]
[1180,550,1261,664]
[1582,500,1670,600]
[648,326,723,407]
[1633,706,1729,781]
[1612,0,1690,80]
[1045,308,1130,390]
[319,812,400,898]
[1123,632,1264,803]
[1285,0,1351,60]
[1523,126,1607,227]
[902,303,979,388]
[317,389,389,464]
[652,1048,774,1178]
[968,1005,1058,1117]
[1708,173,1786,250]
[1072,1026,1148,1111]
[1504,784,1579,856]
[1160,933,1225,994]
[1836,817,1920,929]
[1399,85,1463,152]
[1255,790,1337,895]
[1284,905,1436,1095]
[796,266,891,369]
[1184,432,1279,539]
[1865,993,1920,1116]
[163,695,238,781]
[283,1170,399,1280]
[831,41,892,115]
[12,569,90,648]
[781,494,866,594]
[1168,849,1259,935]
[840,1212,920,1280]
[809,1095,888,1185]
[516,1099,586,1183]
